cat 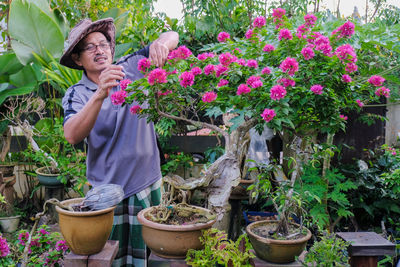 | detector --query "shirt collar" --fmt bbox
[80,72,98,91]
